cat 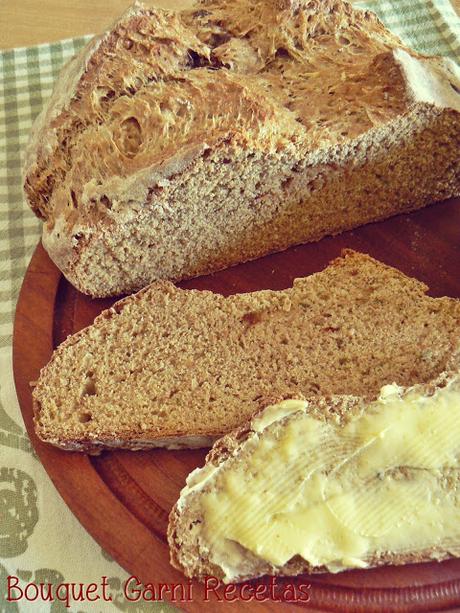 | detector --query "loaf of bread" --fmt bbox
[168,363,460,582]
[23,0,460,297]
[33,251,460,452]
